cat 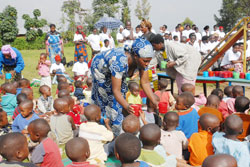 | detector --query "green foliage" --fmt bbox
[22,9,47,41]
[0,5,18,44]
[121,0,131,24]
[11,34,46,50]
[135,0,151,20]
[181,17,194,27]
[61,30,74,42]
